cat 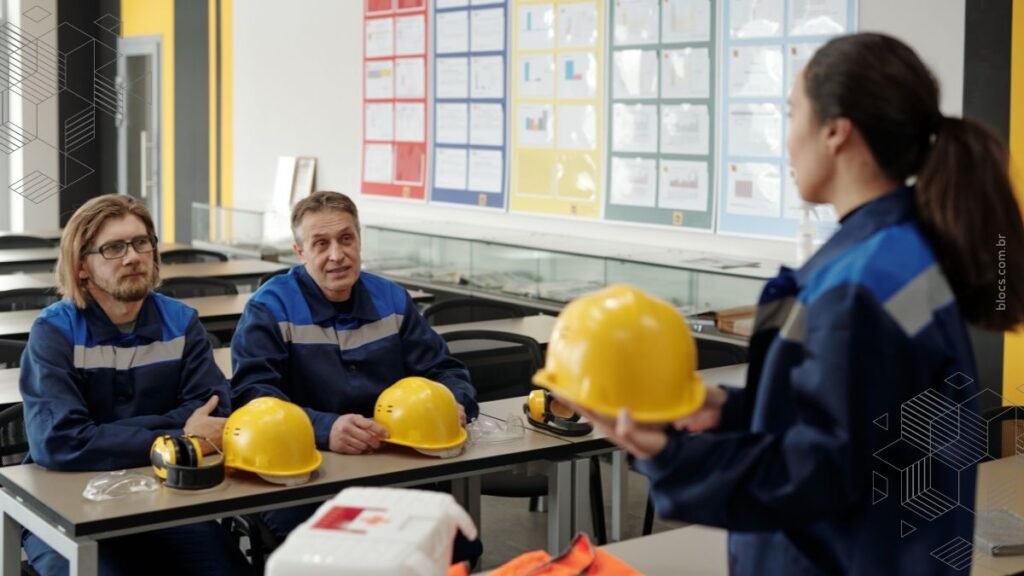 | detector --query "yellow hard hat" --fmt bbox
[374,377,467,452]
[223,397,322,481]
[533,284,706,423]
